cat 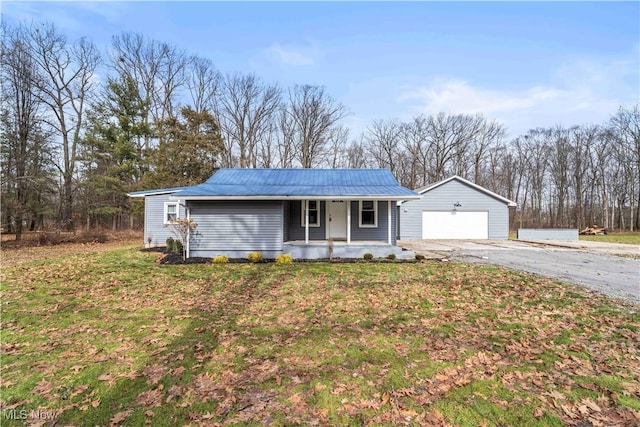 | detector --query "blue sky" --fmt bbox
[3,1,639,138]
